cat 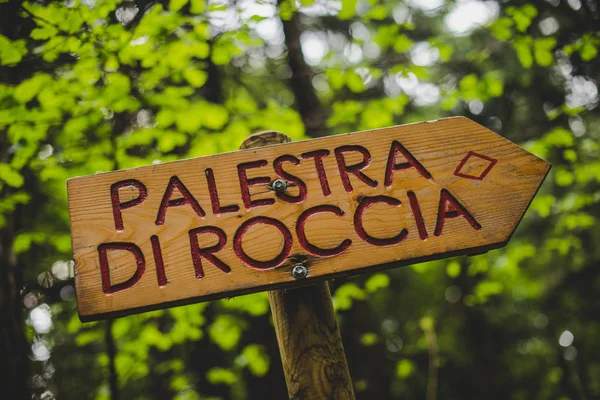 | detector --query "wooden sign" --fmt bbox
[68,117,550,320]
